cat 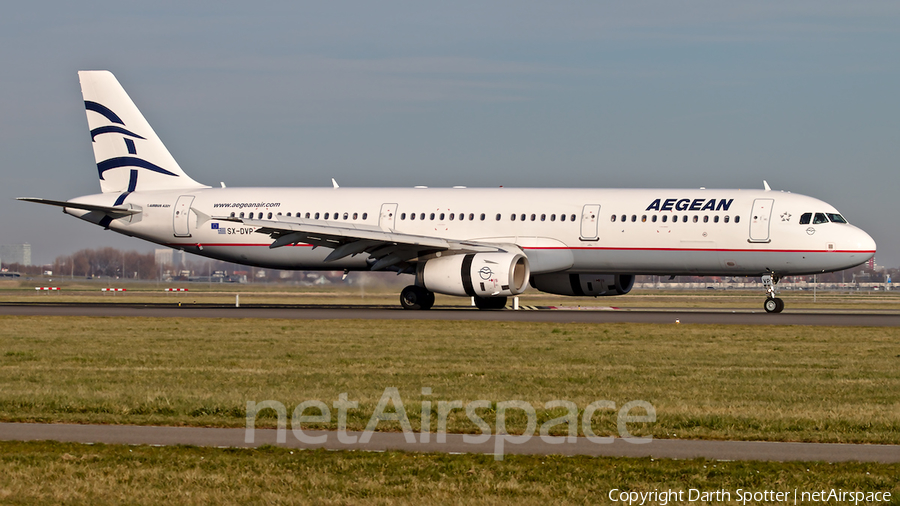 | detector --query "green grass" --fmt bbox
[0,441,897,505]
[1,316,898,443]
